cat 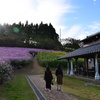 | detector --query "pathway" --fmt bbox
[28,56,78,100]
